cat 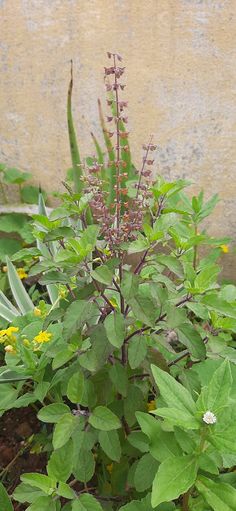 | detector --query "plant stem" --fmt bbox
[193,224,198,270]
[182,489,191,511]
